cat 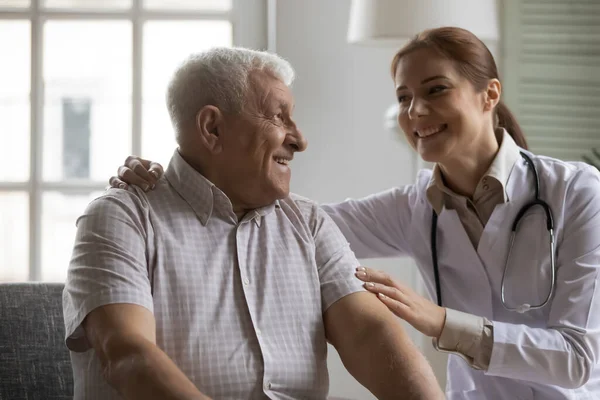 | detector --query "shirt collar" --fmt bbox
[164,150,280,225]
[426,129,521,214]
[250,202,280,227]
[484,129,521,202]
[426,166,449,215]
